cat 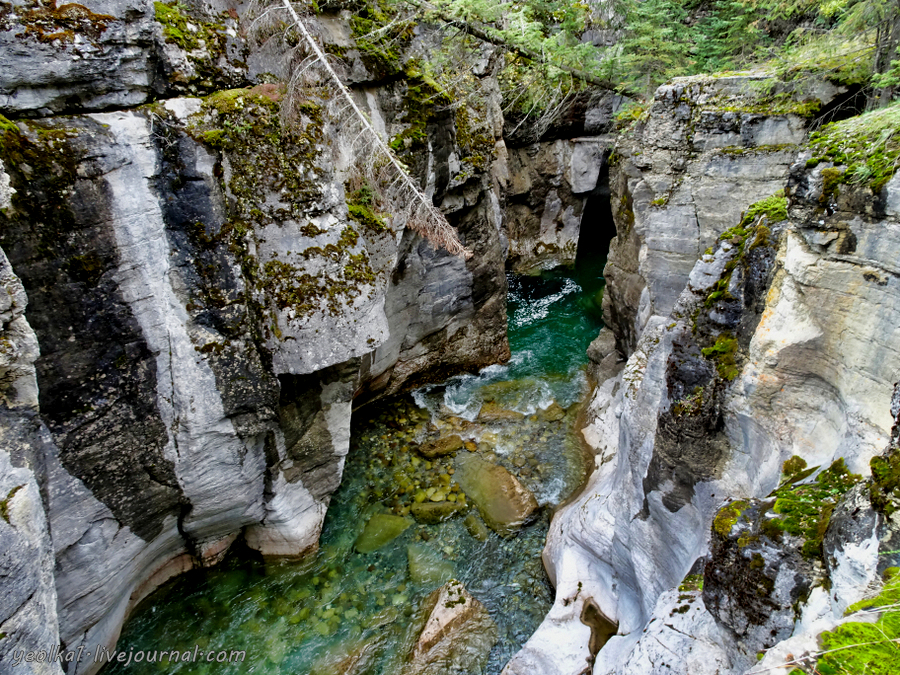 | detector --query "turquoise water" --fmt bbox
[104,260,605,675]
